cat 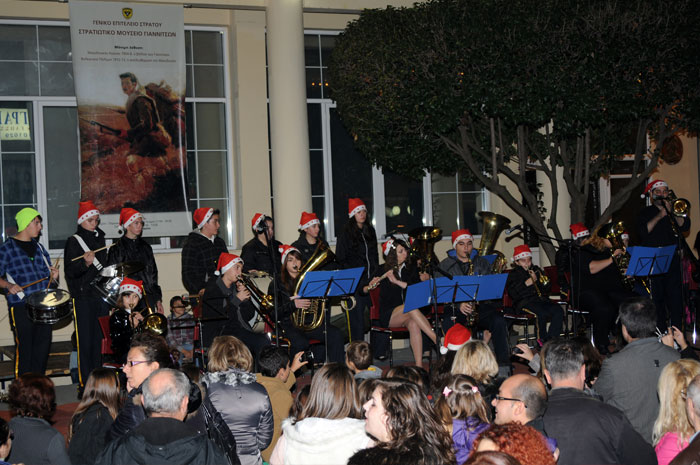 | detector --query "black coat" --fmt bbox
[181,231,228,295]
[335,223,379,288]
[348,442,444,465]
[68,403,114,465]
[64,226,108,296]
[240,237,282,275]
[200,277,255,348]
[107,388,146,442]
[107,236,162,303]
